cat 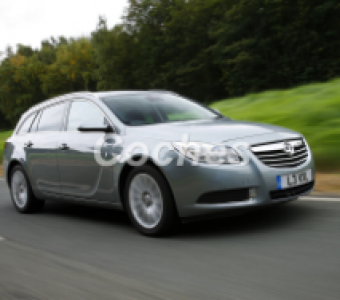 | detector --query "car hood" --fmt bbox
[127,118,301,144]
